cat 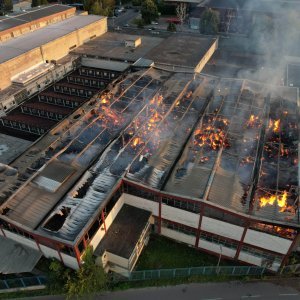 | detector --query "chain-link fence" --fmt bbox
[115,265,266,281]
[0,276,47,290]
